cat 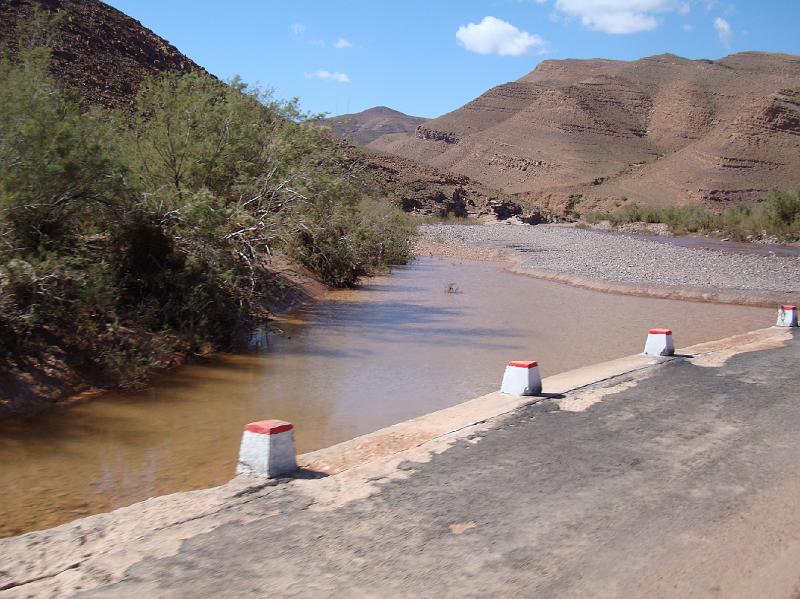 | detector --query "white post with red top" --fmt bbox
[776,305,798,327]
[644,328,675,356]
[500,360,542,396]
[236,419,297,477]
